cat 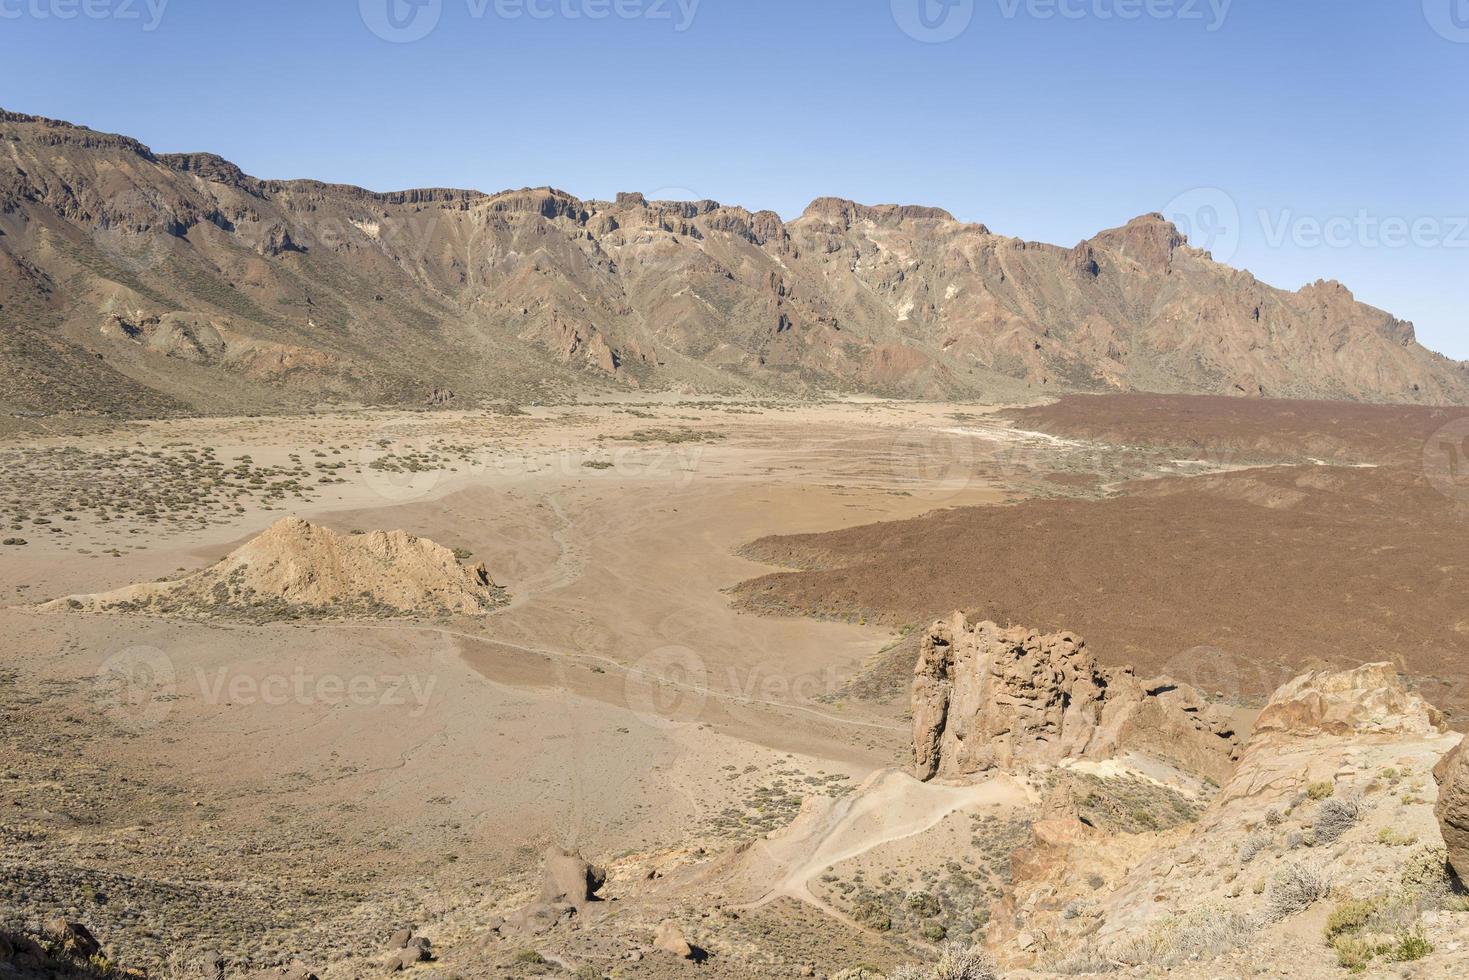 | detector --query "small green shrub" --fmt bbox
[1386,930,1433,963]
[1324,897,1376,942]
[1331,935,1381,972]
